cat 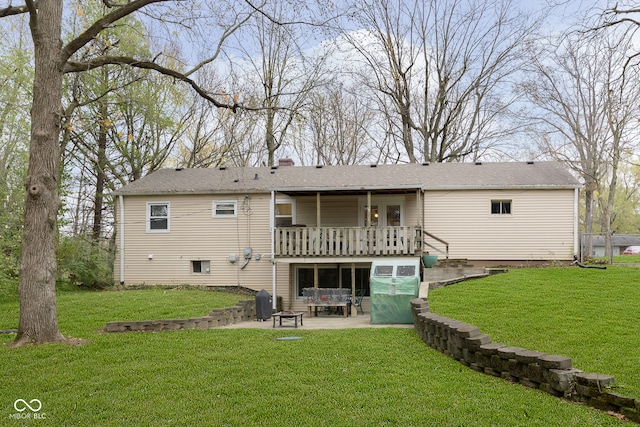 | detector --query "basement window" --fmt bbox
[192,260,210,274]
[491,200,512,215]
